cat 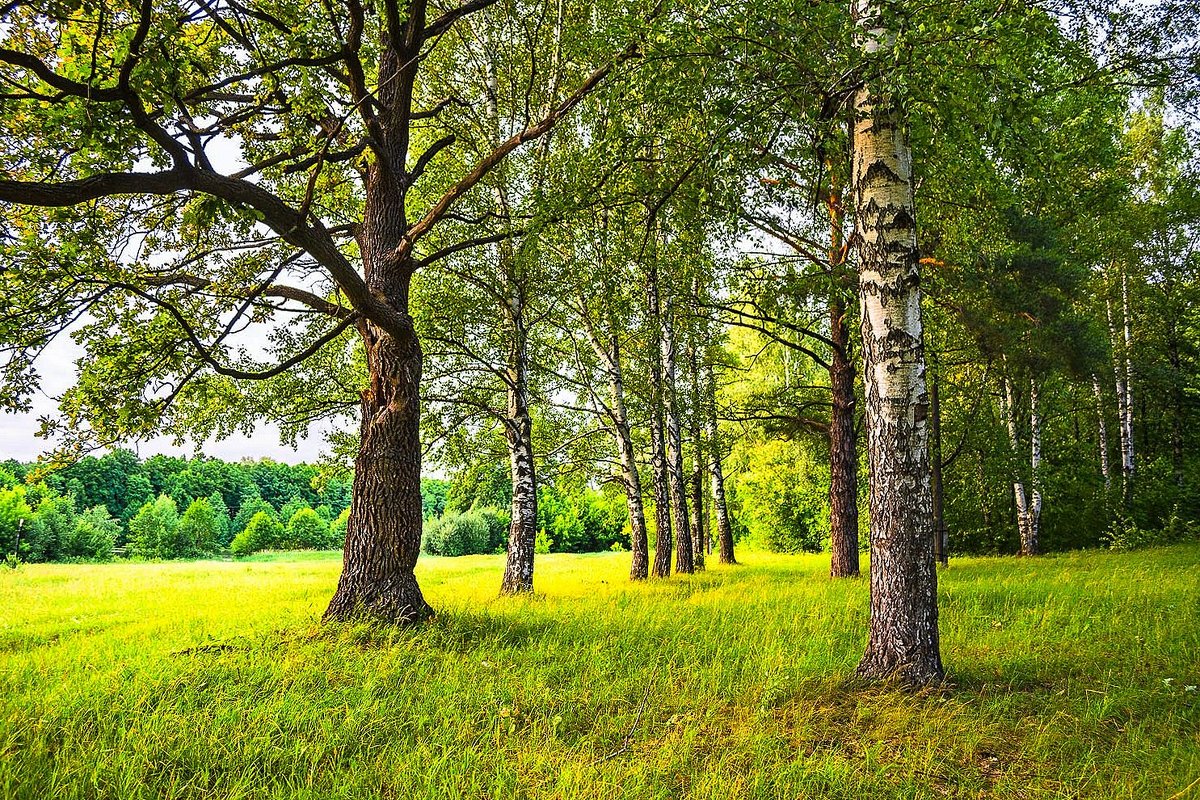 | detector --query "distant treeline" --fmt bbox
[0,452,631,563]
